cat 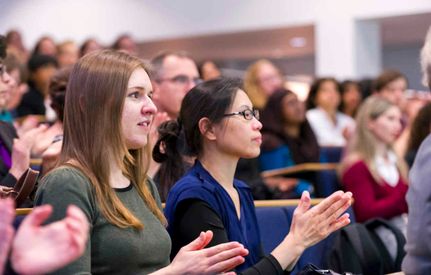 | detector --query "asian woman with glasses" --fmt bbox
[159,78,353,274]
